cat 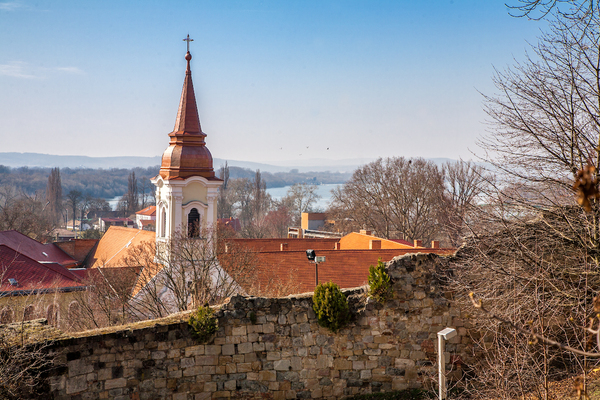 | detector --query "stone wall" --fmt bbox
[47,253,471,399]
